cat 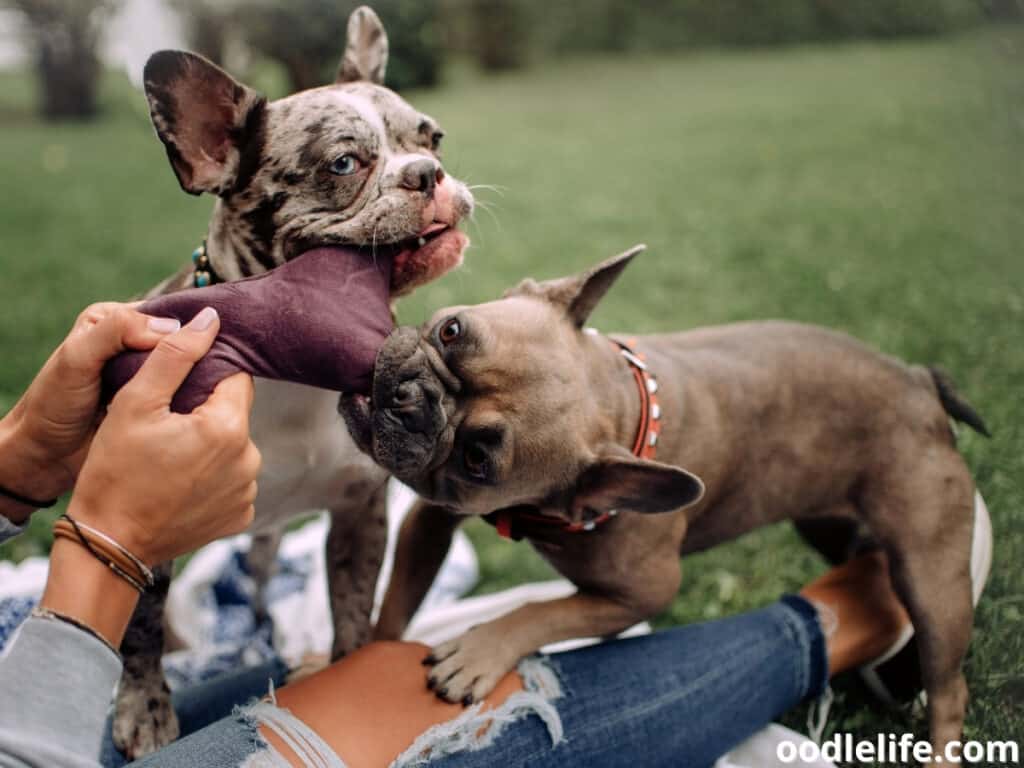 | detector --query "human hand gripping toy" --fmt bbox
[103,246,395,413]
